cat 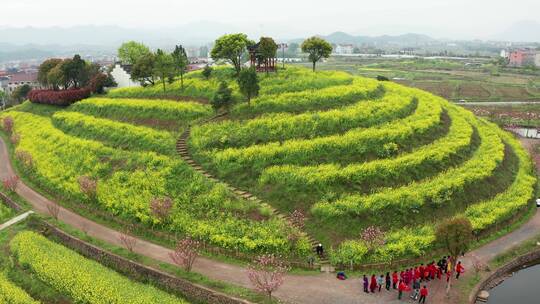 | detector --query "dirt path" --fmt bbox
[2,134,540,304]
